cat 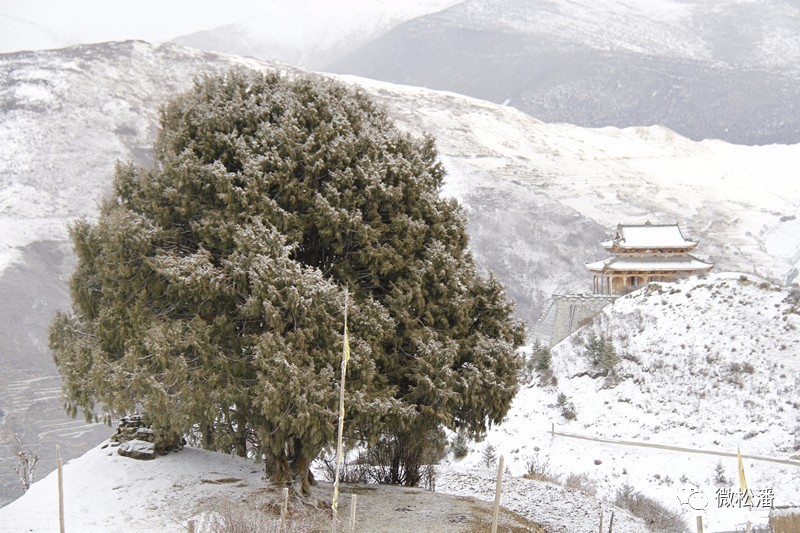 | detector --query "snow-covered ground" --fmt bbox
[0,440,649,532]
[0,443,268,532]
[454,272,800,531]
